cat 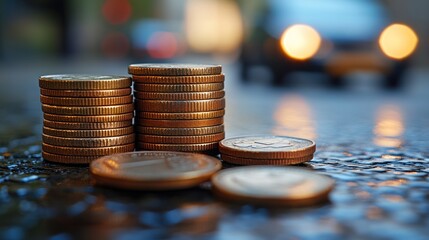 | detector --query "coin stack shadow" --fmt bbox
[129,64,225,154]
[39,75,135,164]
